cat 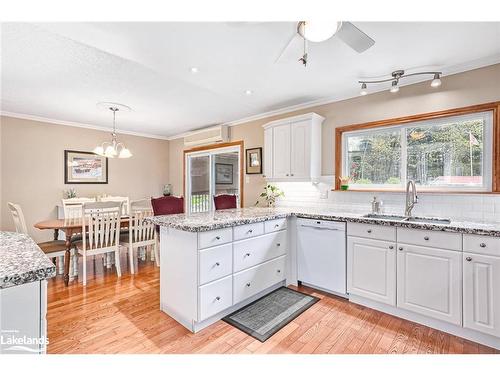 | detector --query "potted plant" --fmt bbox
[339,176,351,191]
[255,184,284,208]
